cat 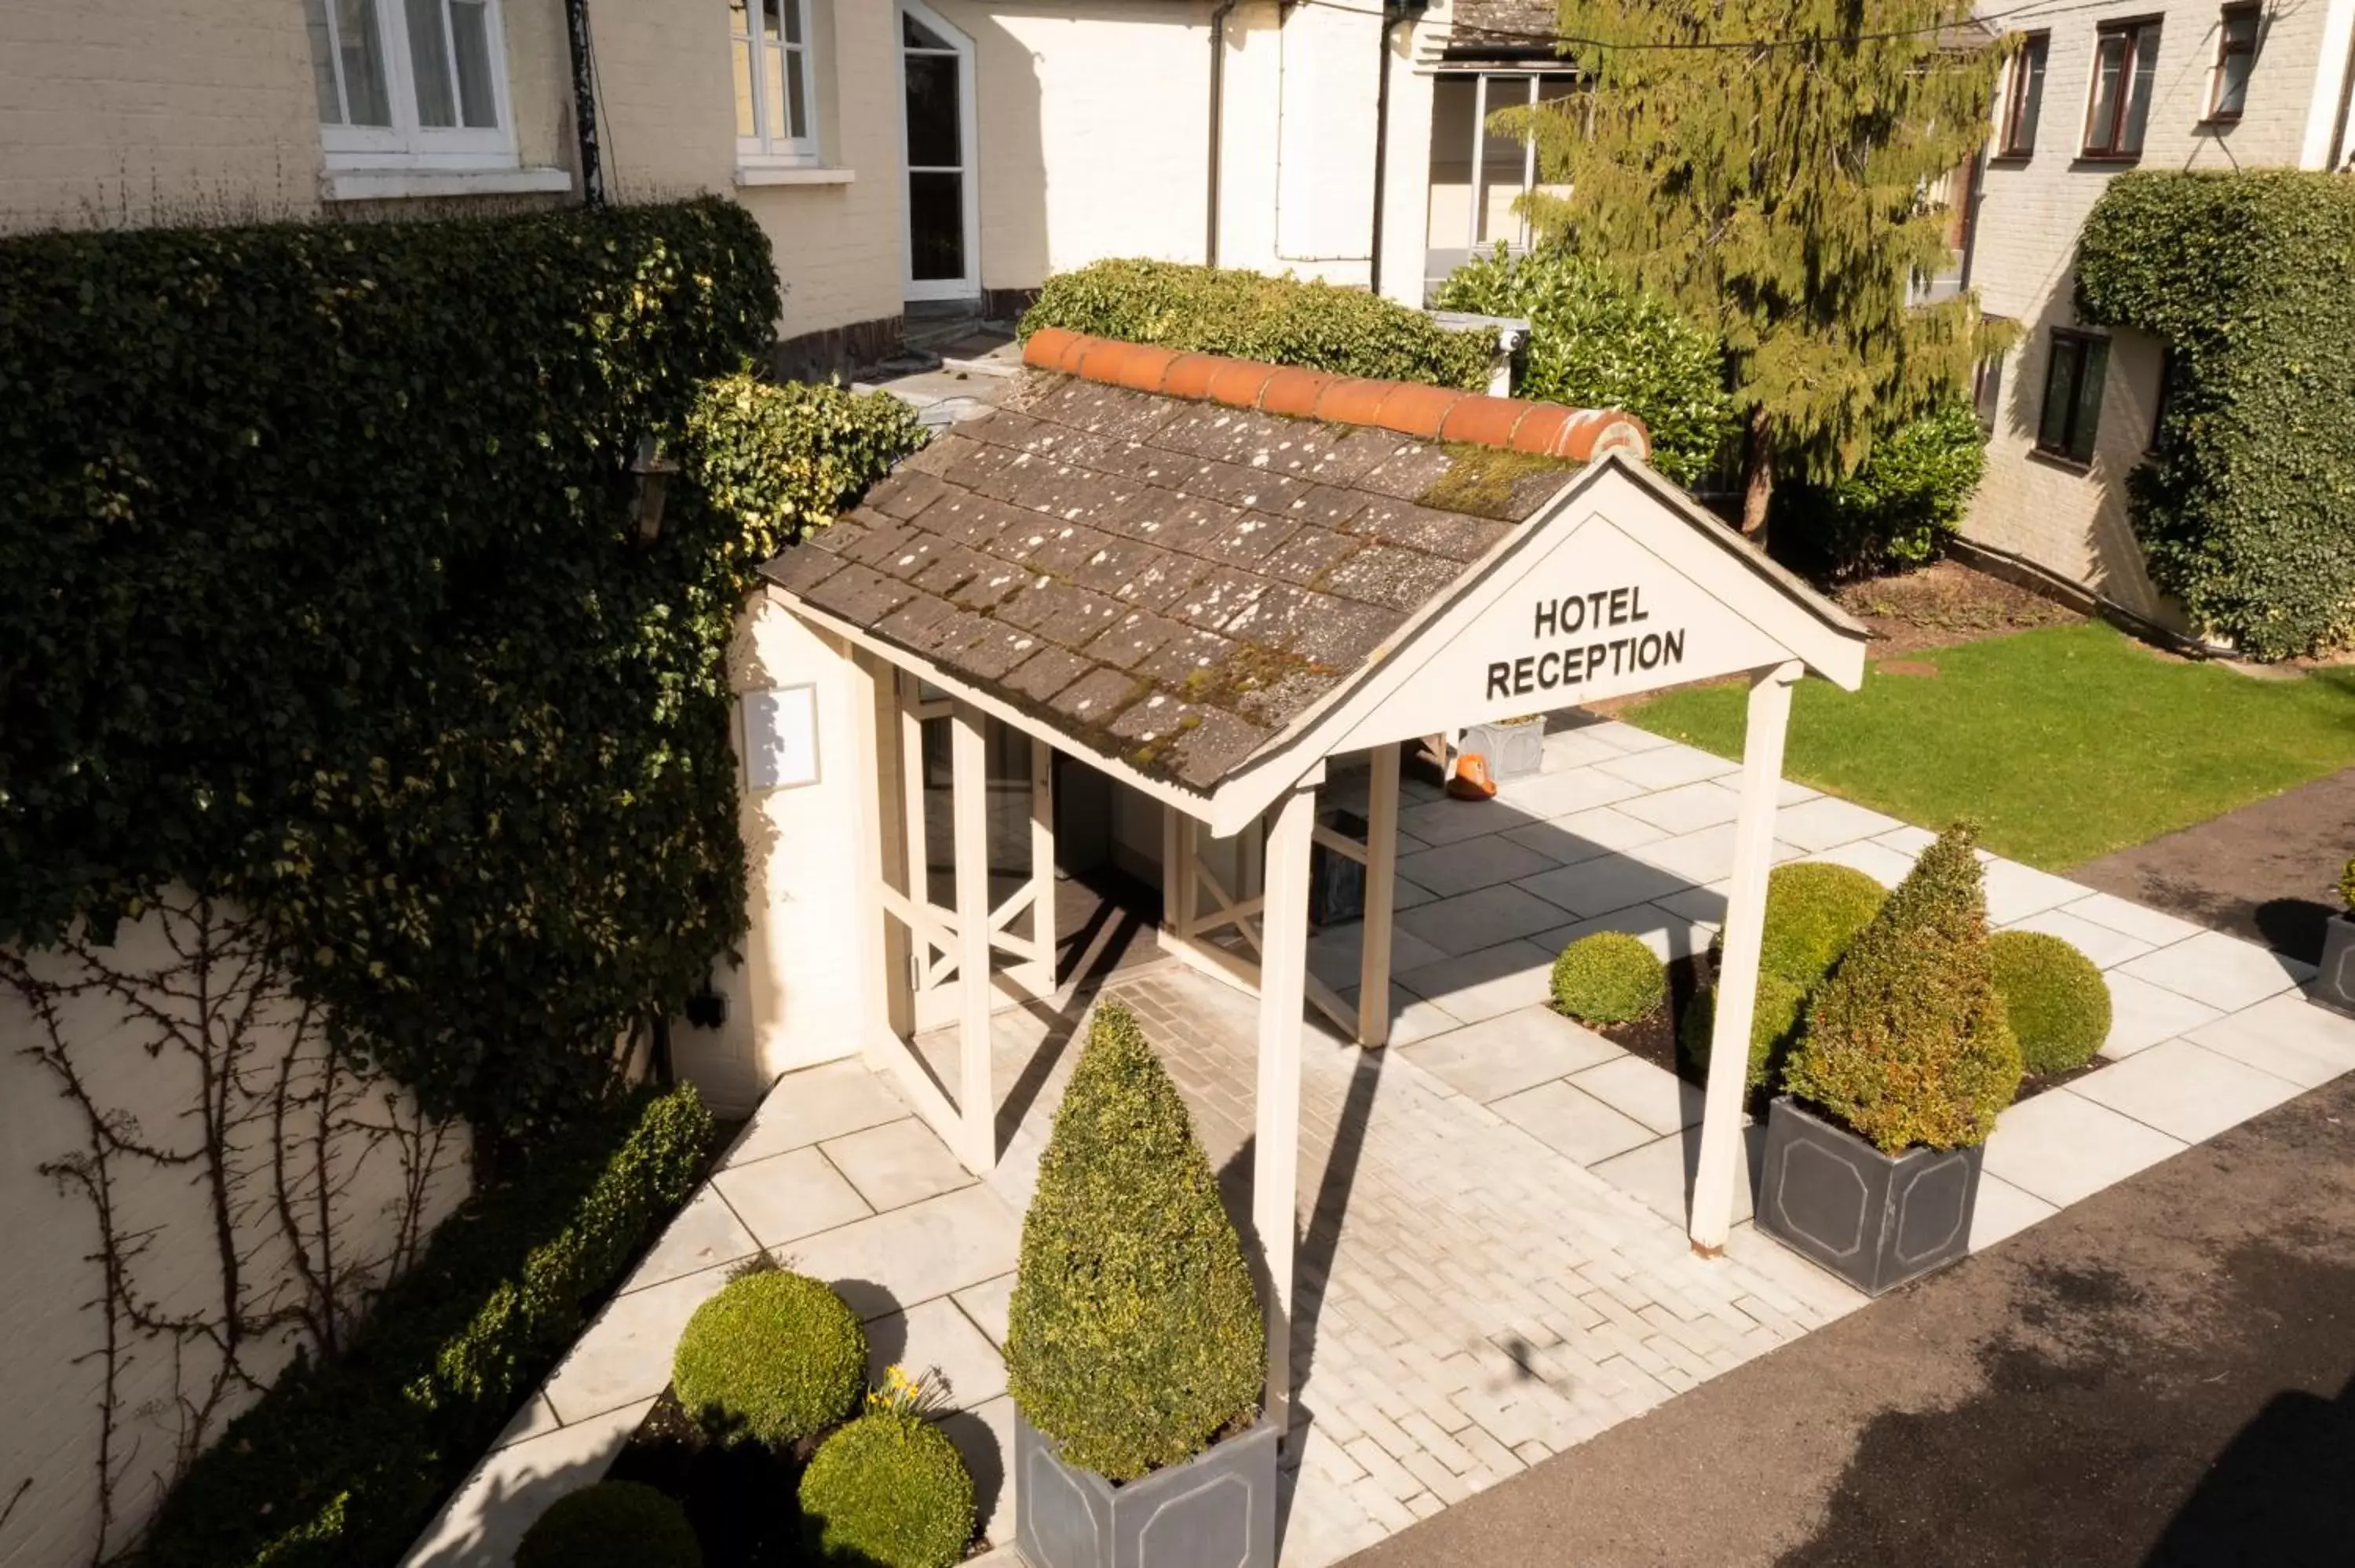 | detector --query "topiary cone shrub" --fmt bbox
[1782,823,2024,1153]
[1004,999,1264,1482]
